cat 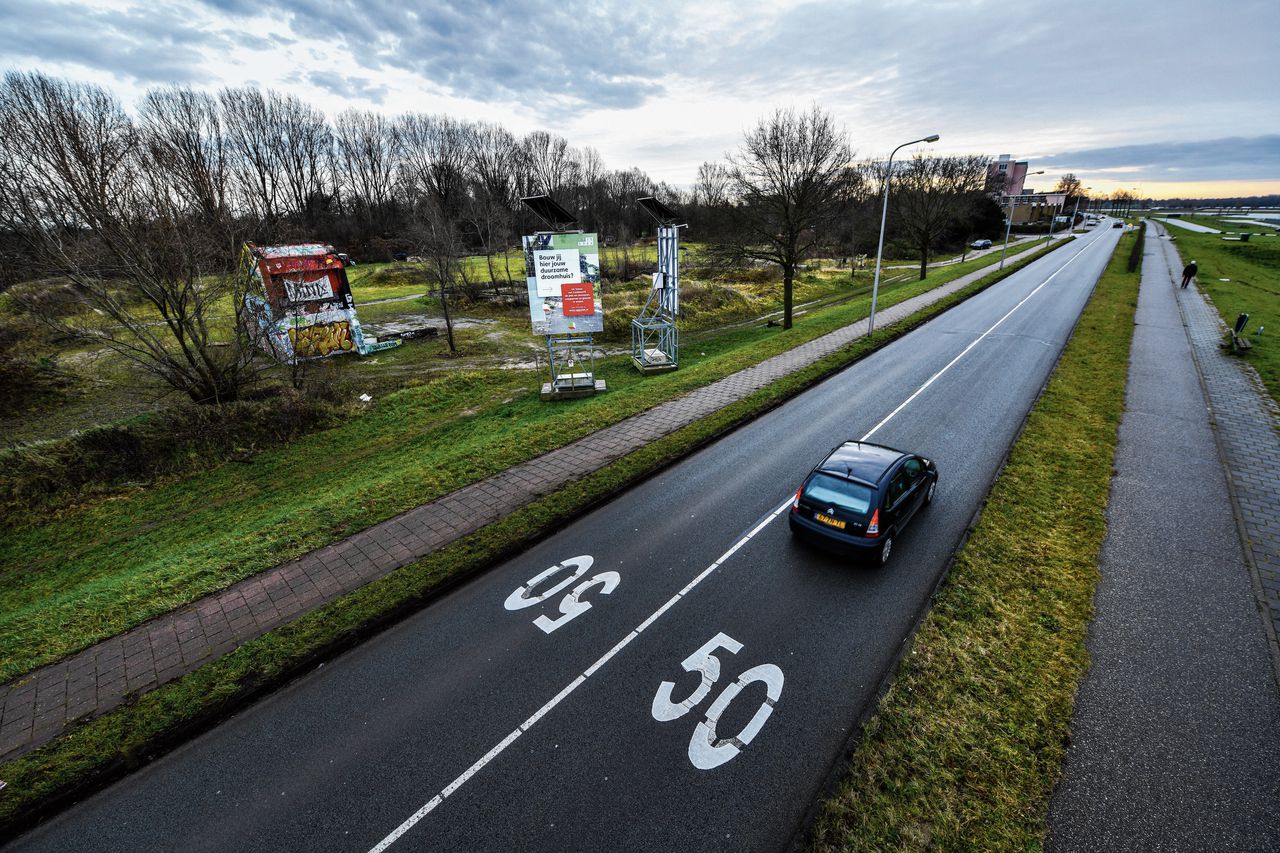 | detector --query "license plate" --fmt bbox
[814,512,846,530]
